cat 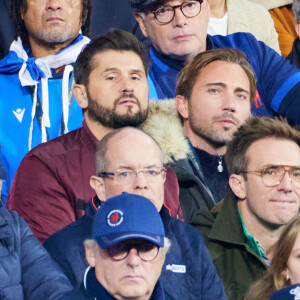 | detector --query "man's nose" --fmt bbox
[221,92,236,112]
[46,0,62,10]
[134,171,148,189]
[126,248,141,267]
[119,76,134,94]
[277,171,293,193]
[172,7,188,27]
